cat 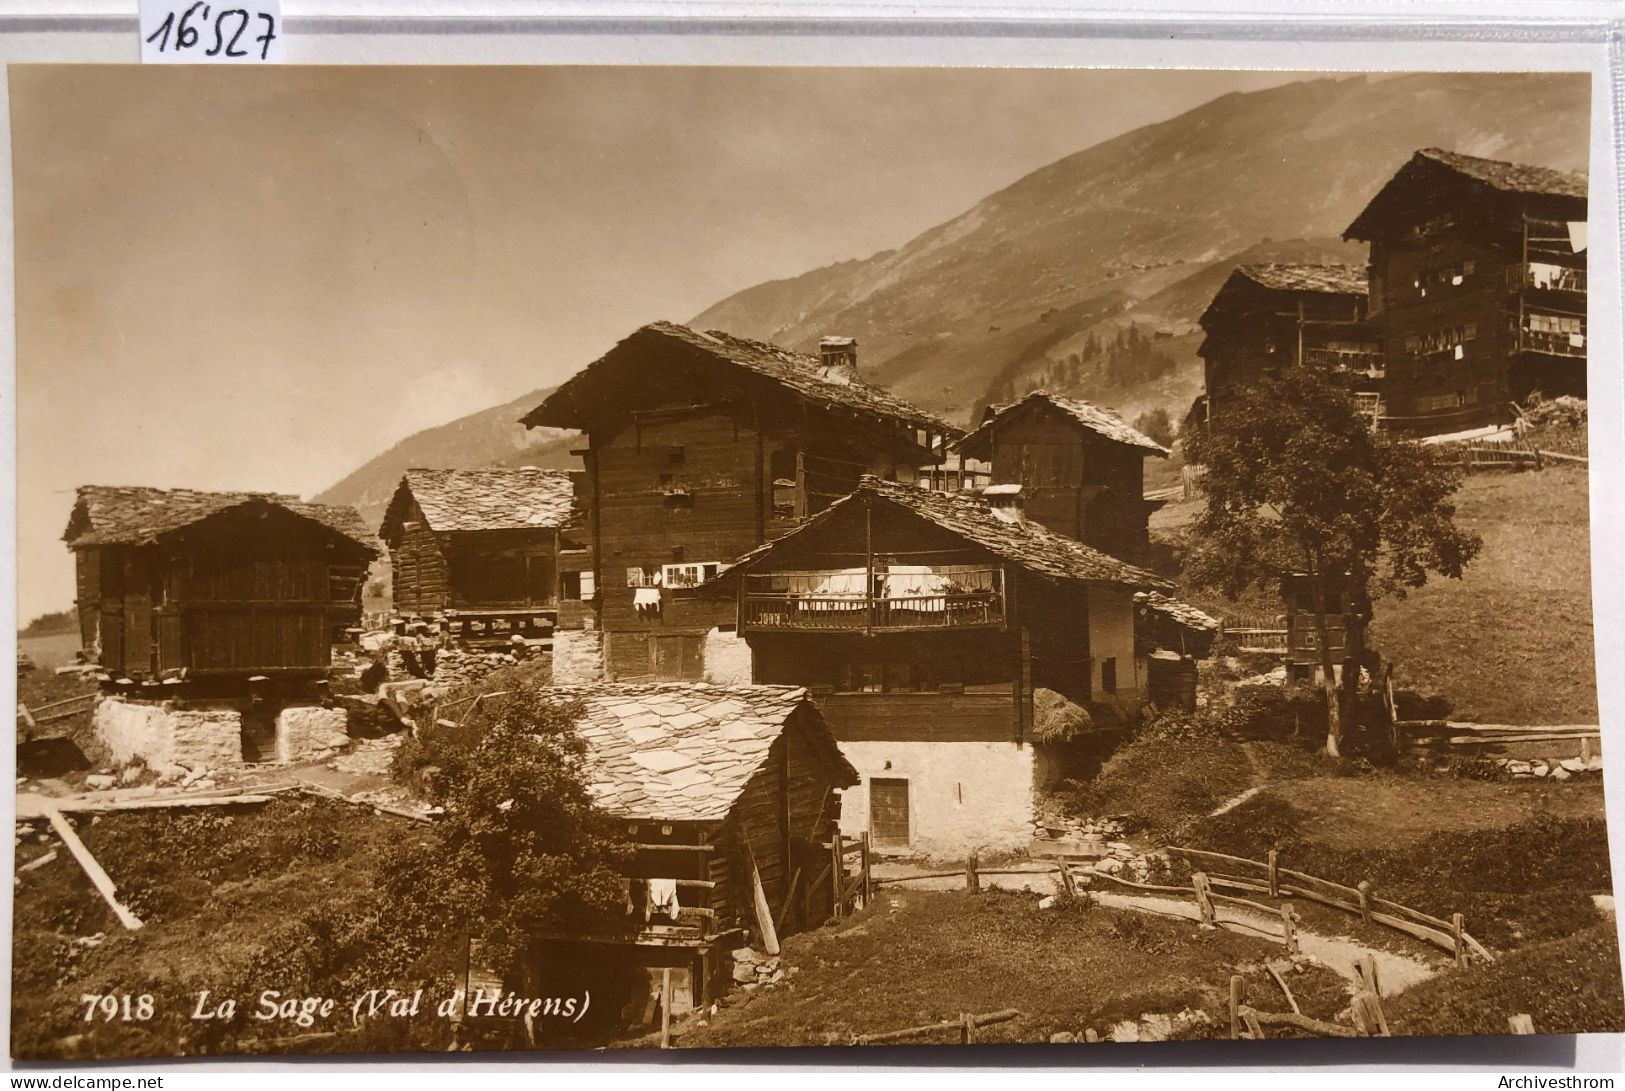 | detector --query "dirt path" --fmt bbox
[872,867,1440,995]
[1090,891,1438,993]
